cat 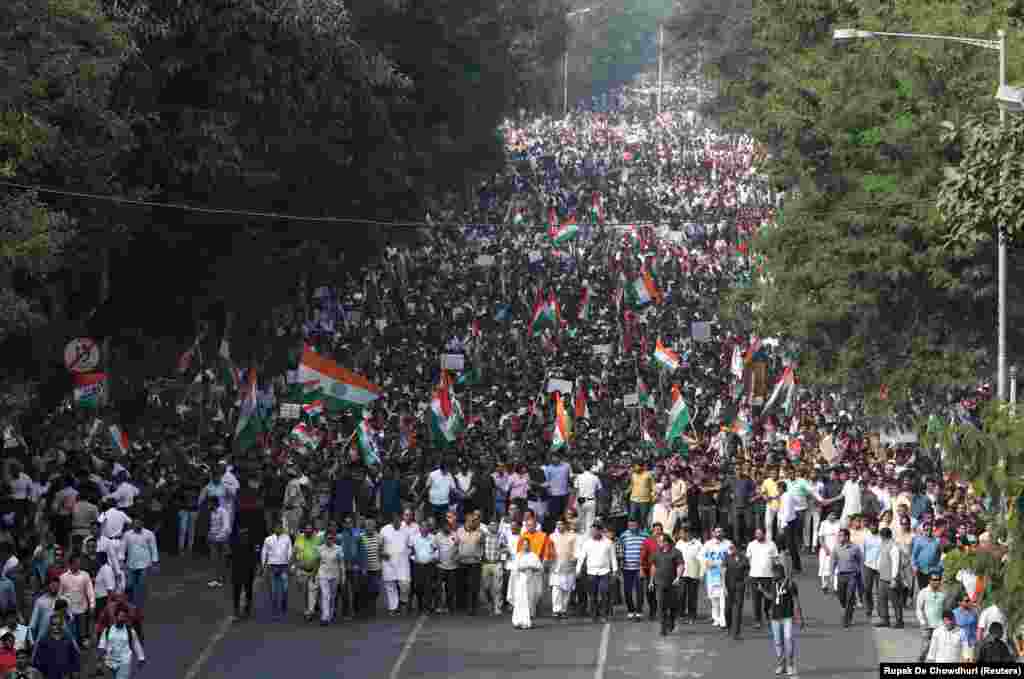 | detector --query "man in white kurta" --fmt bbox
[818,511,842,591]
[380,514,412,614]
[549,519,576,617]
